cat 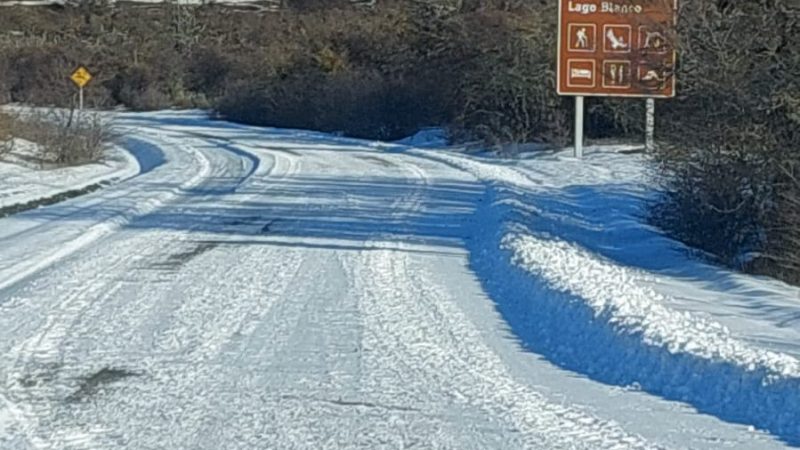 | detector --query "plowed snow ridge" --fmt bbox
[419,148,800,443]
